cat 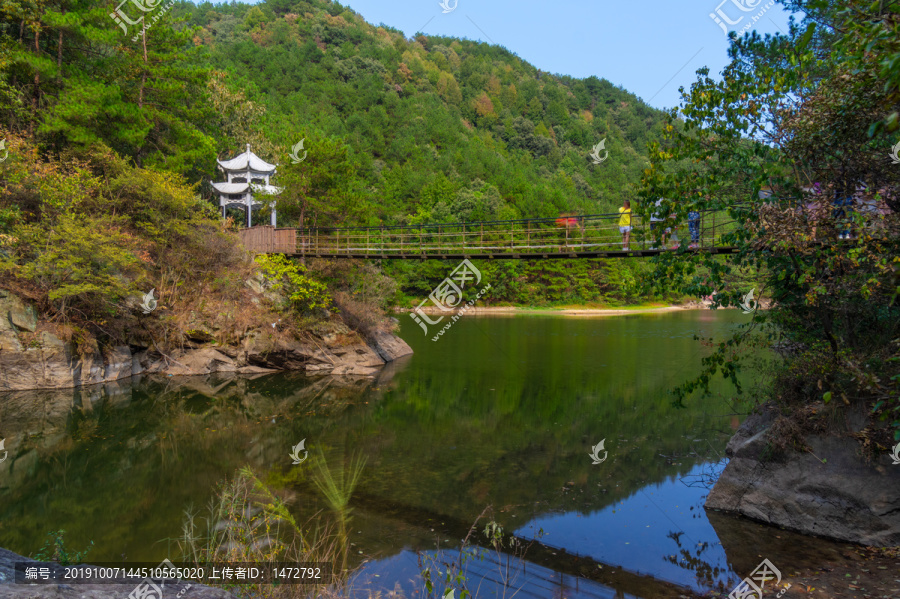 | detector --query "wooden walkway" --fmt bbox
[238,210,738,259]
